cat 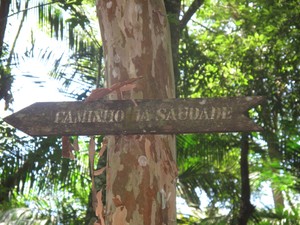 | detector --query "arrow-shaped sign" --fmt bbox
[3,96,265,136]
